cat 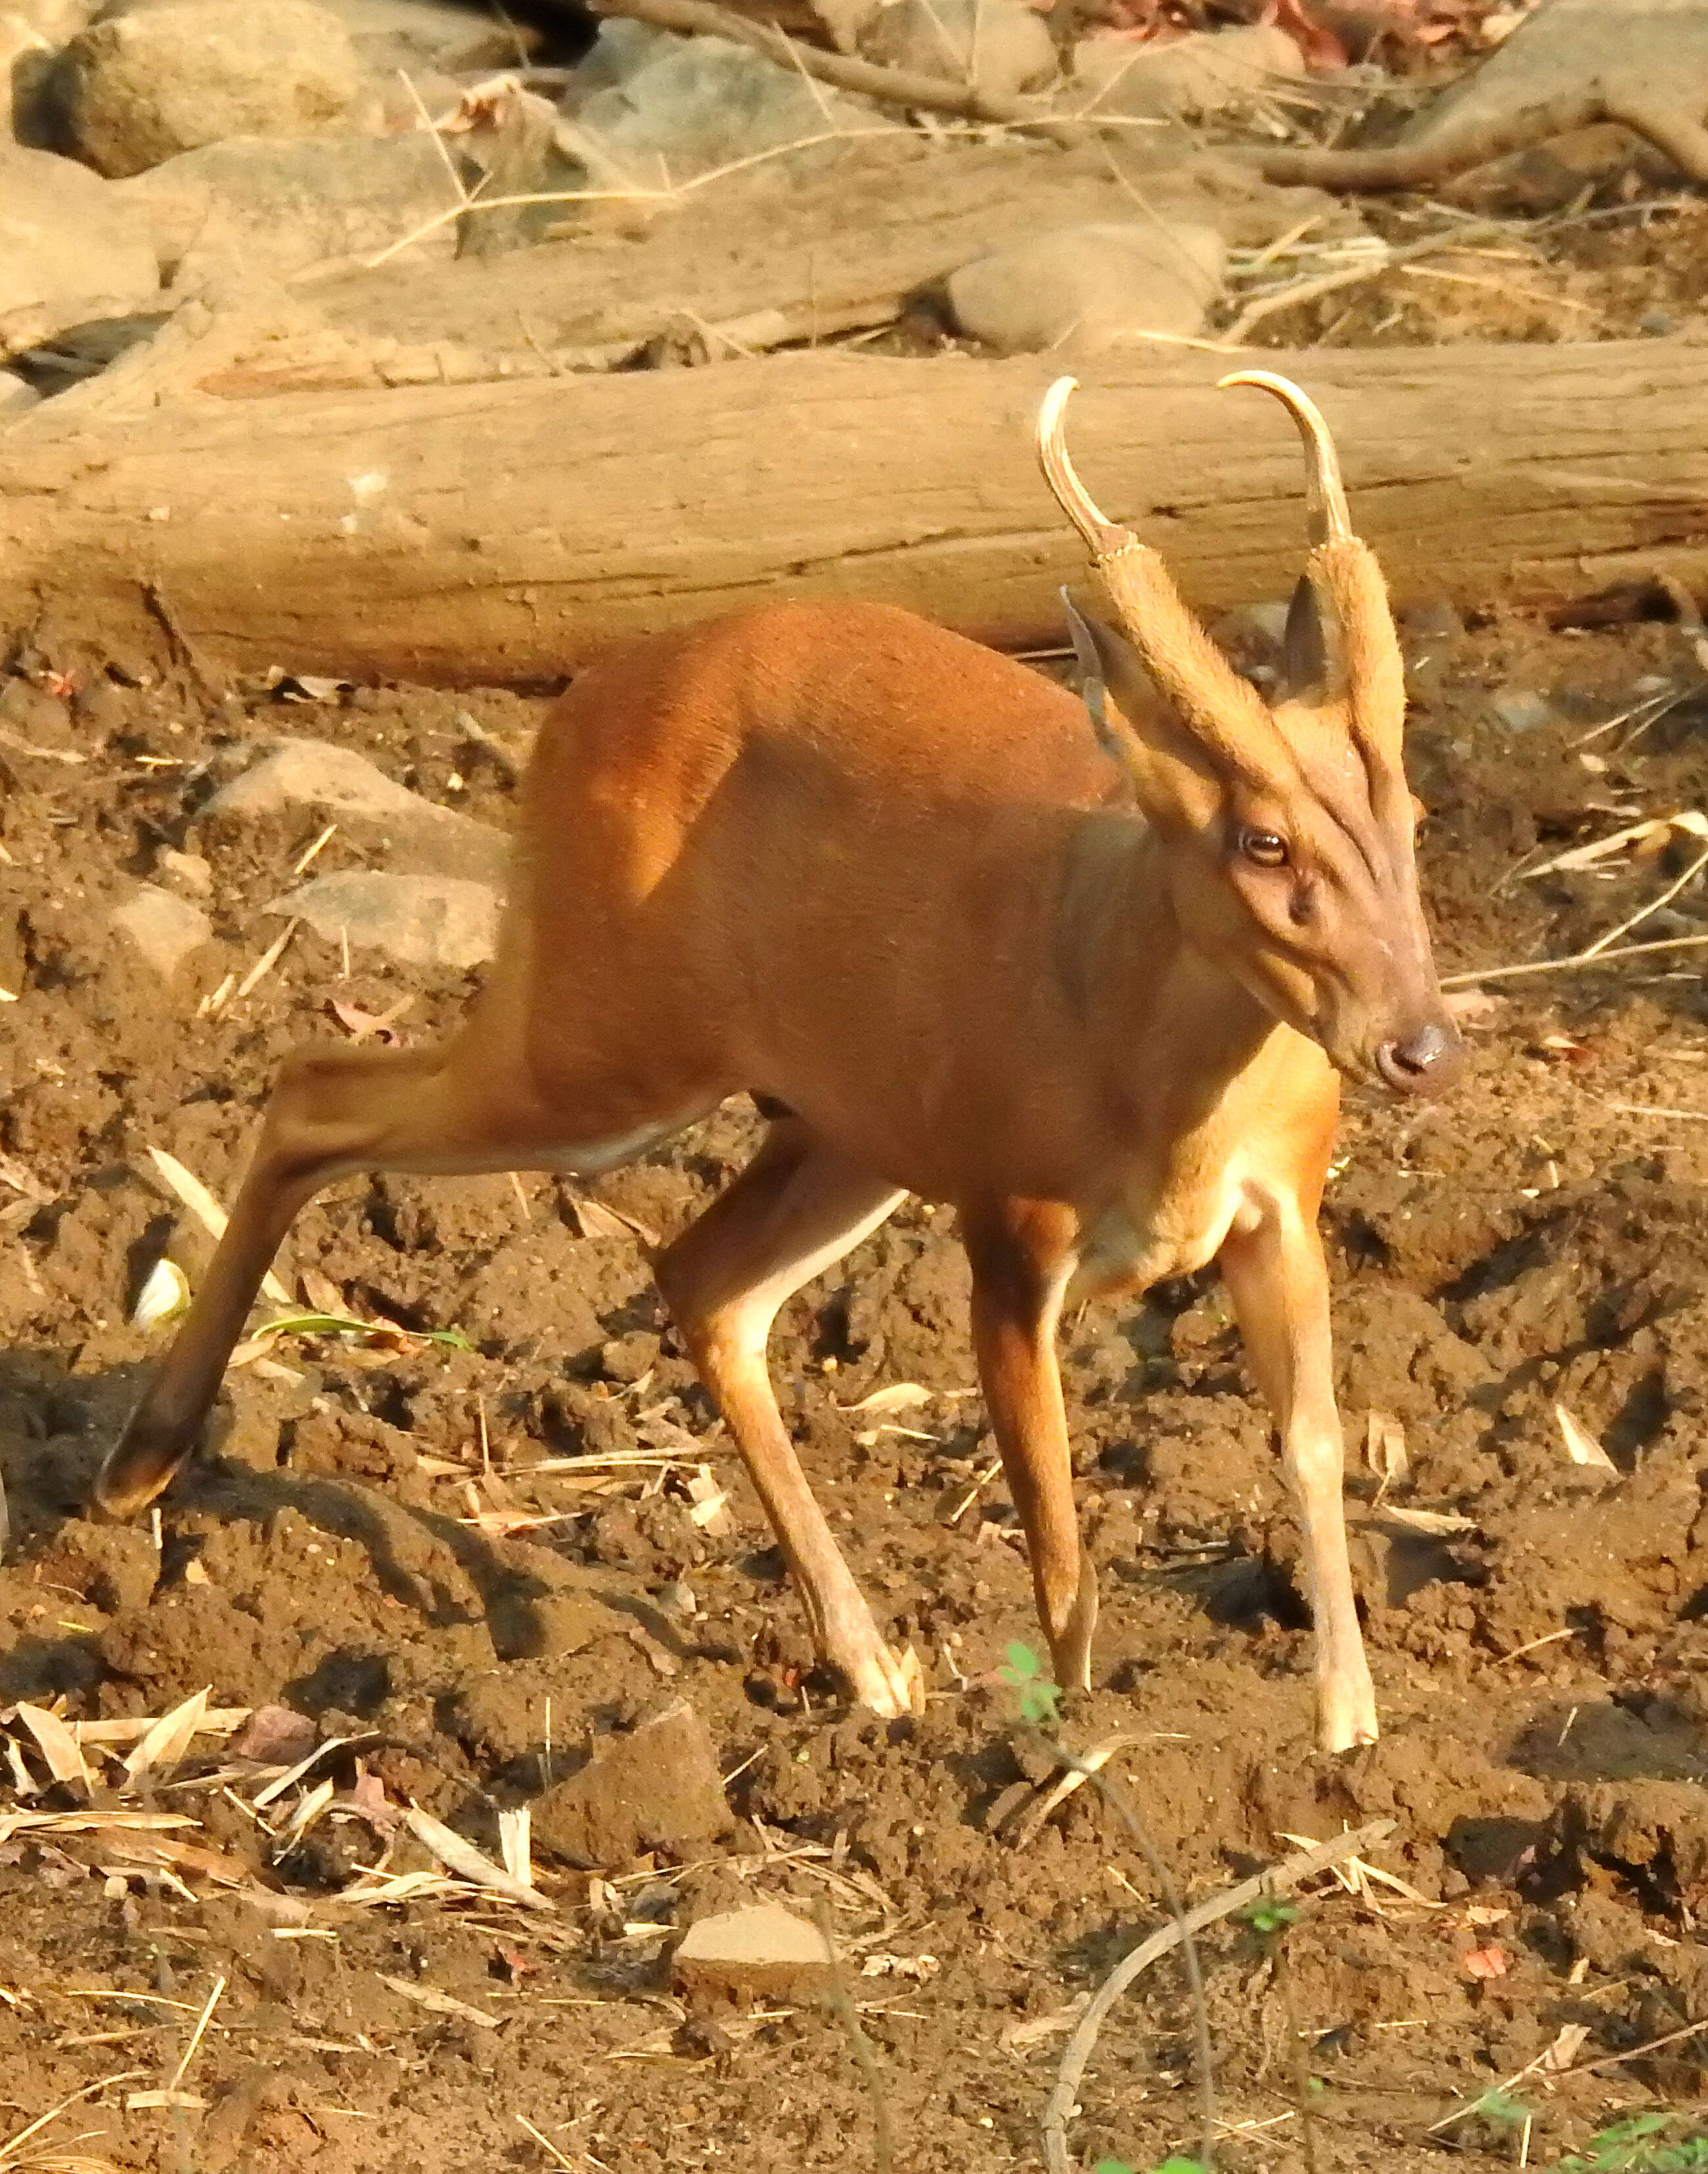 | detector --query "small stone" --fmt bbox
[1490,685,1553,734]
[532,1699,732,1870]
[673,1903,834,2009]
[111,882,212,980]
[859,0,1056,97]
[268,871,500,972]
[1071,22,1301,118]
[155,848,212,895]
[600,1331,661,1384]
[203,738,506,882]
[945,221,1225,356]
[0,141,161,360]
[1398,598,1465,644]
[71,676,126,731]
[53,0,363,179]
